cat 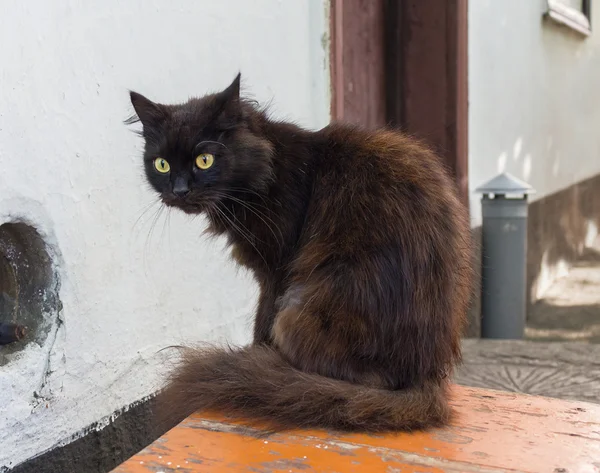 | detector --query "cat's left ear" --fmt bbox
[129,91,168,129]
[215,73,242,124]
[223,72,241,100]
